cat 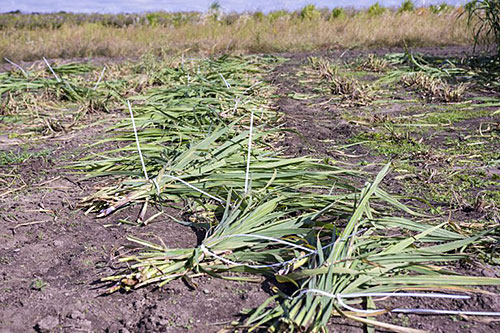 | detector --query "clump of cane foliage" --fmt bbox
[79,54,371,288]
[244,165,500,332]
[0,58,127,133]
[50,62,97,75]
[401,72,467,102]
[355,54,389,72]
[1,60,110,105]
[81,122,360,218]
[78,55,366,217]
[79,55,500,332]
[329,77,371,105]
[104,194,350,291]
[77,56,298,213]
[376,51,472,101]
[379,50,466,84]
[308,56,338,81]
[463,0,500,56]
[308,56,374,106]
